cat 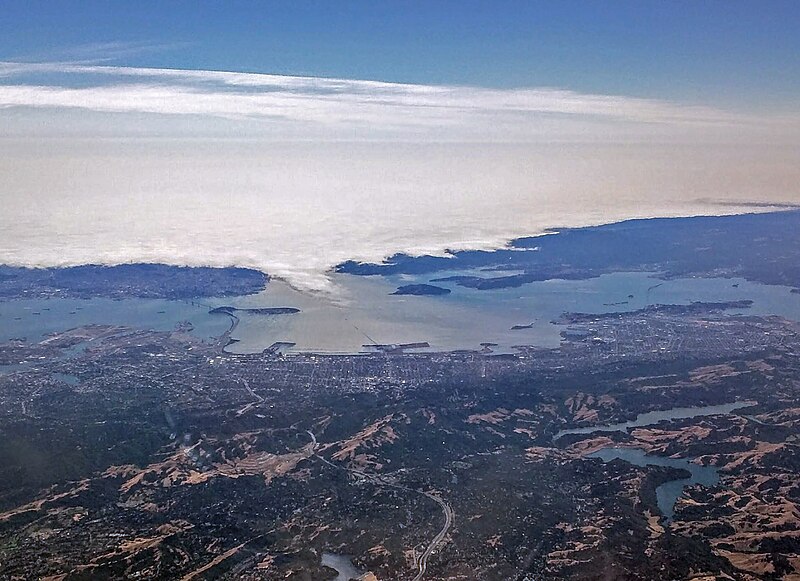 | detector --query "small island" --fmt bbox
[391,284,451,296]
